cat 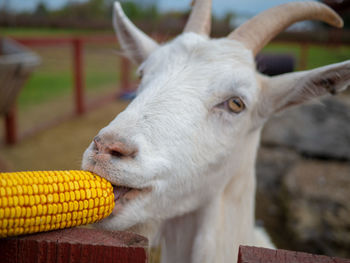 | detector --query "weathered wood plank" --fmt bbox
[238,246,350,263]
[0,228,148,263]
